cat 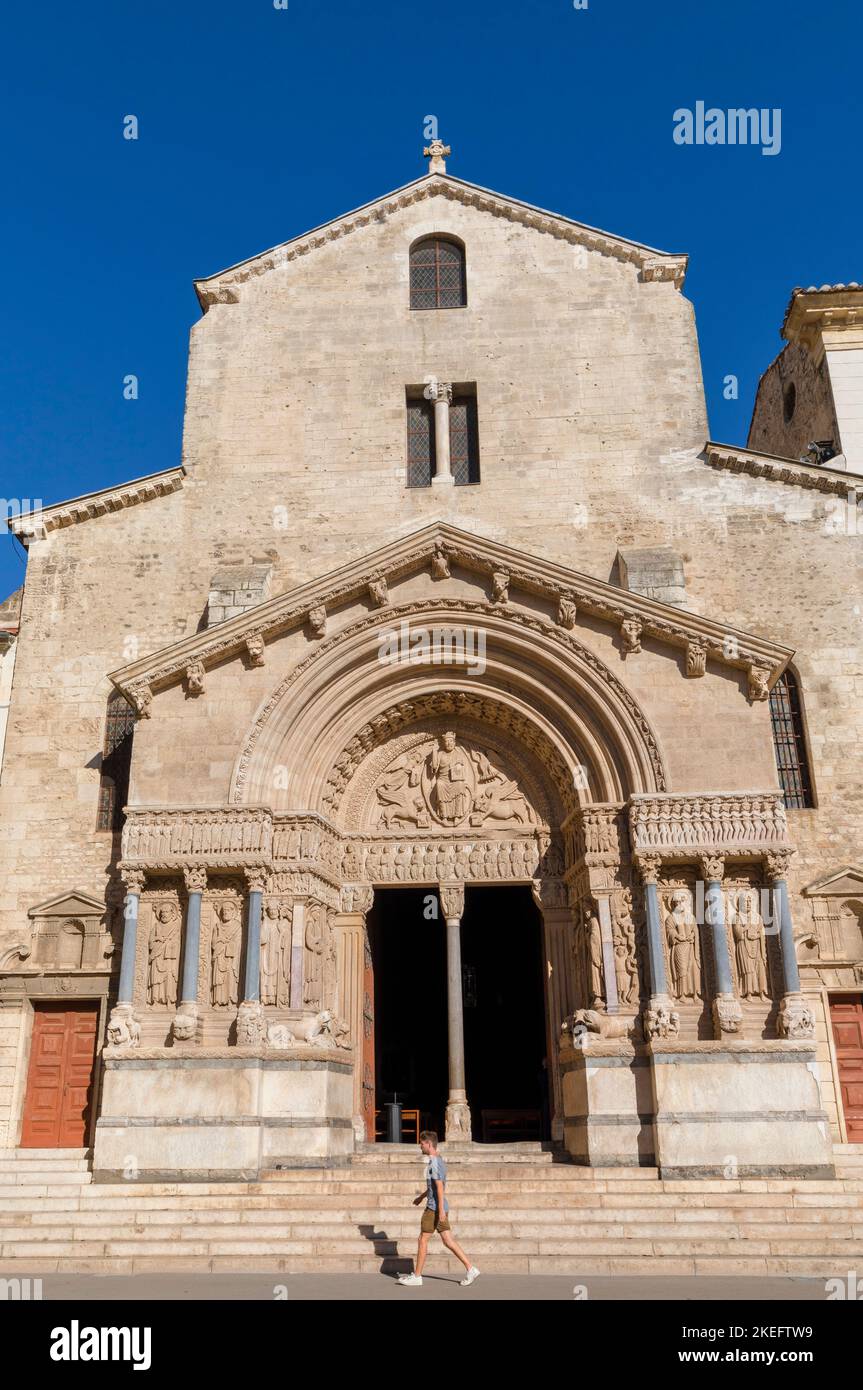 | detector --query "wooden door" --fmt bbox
[20,1003,99,1147]
[830,995,863,1142]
